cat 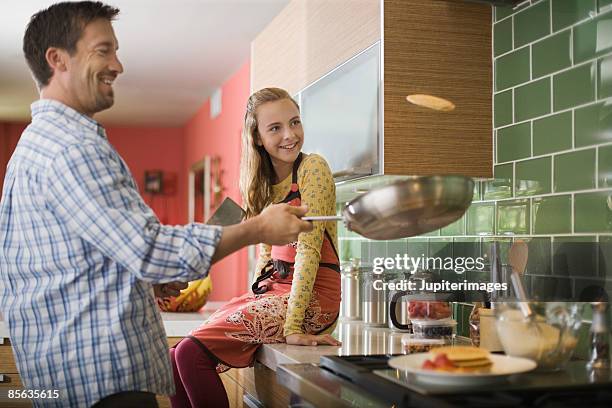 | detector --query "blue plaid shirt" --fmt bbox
[0,100,221,407]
